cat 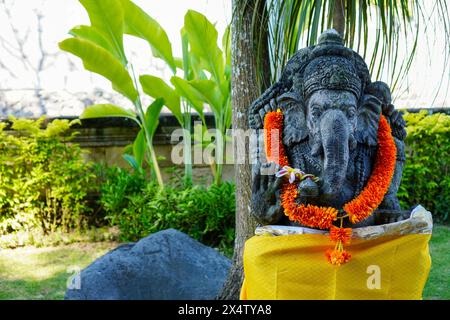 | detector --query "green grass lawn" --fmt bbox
[423,224,450,300]
[0,226,448,300]
[0,242,118,300]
